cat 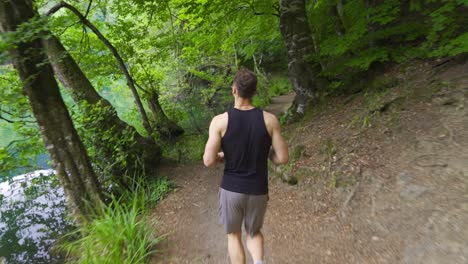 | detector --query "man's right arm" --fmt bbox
[267,114,289,165]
